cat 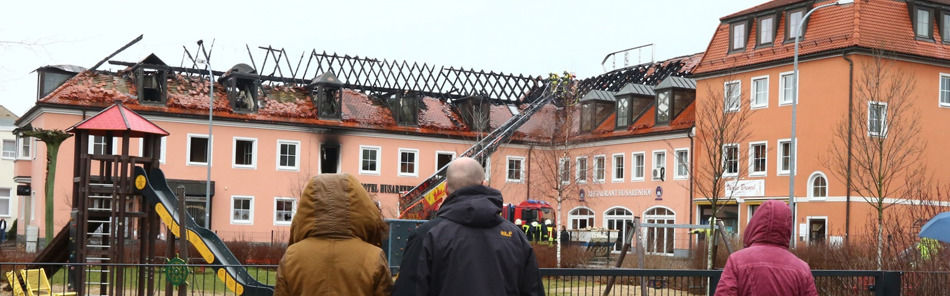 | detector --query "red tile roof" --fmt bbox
[695,0,950,74]
[722,0,808,20]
